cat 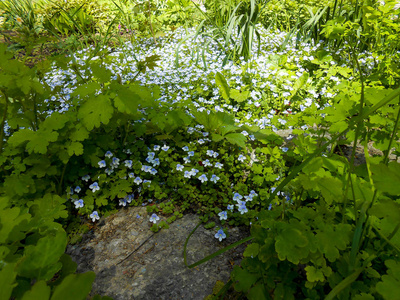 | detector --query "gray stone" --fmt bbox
[66,206,250,300]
